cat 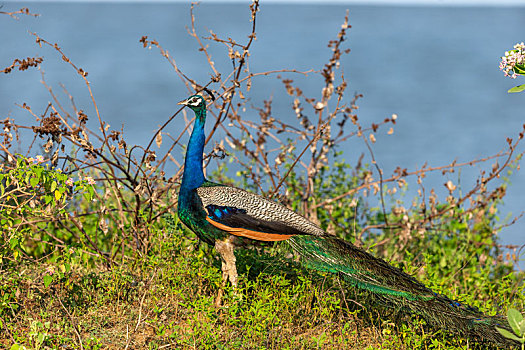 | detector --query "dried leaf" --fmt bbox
[99,217,109,234]
[51,148,59,166]
[445,180,456,192]
[156,132,162,148]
